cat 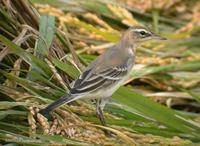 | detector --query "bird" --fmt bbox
[39,26,166,135]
